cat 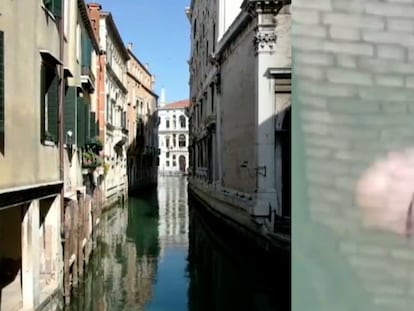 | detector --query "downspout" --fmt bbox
[58,0,66,270]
